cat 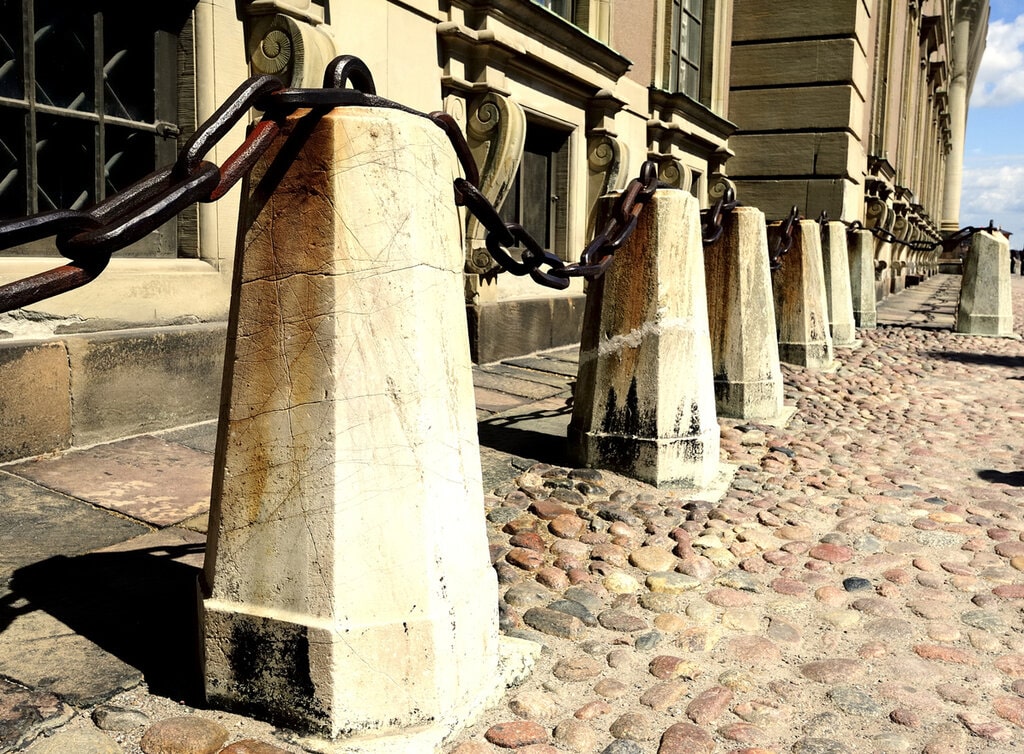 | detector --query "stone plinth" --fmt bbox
[569,189,719,488]
[703,206,784,420]
[847,228,877,328]
[201,107,499,743]
[956,230,1014,336]
[821,221,857,347]
[770,220,834,368]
